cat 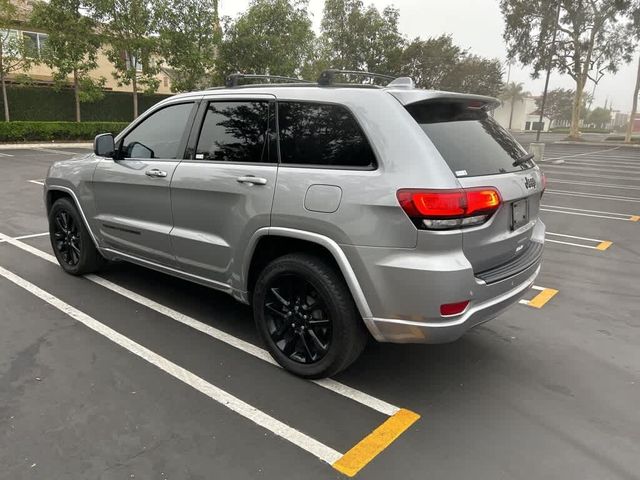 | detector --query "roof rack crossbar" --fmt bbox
[317,69,397,86]
[224,73,314,88]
